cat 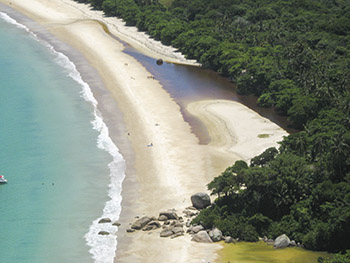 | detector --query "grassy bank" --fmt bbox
[220,241,331,263]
